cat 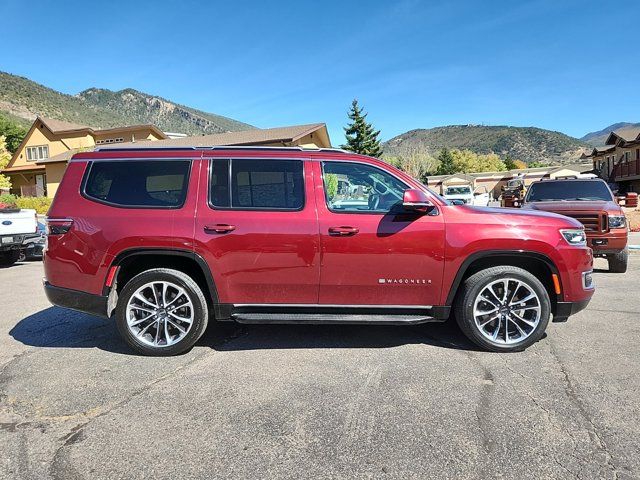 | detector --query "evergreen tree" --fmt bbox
[435,148,456,175]
[341,99,383,158]
[504,155,517,170]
